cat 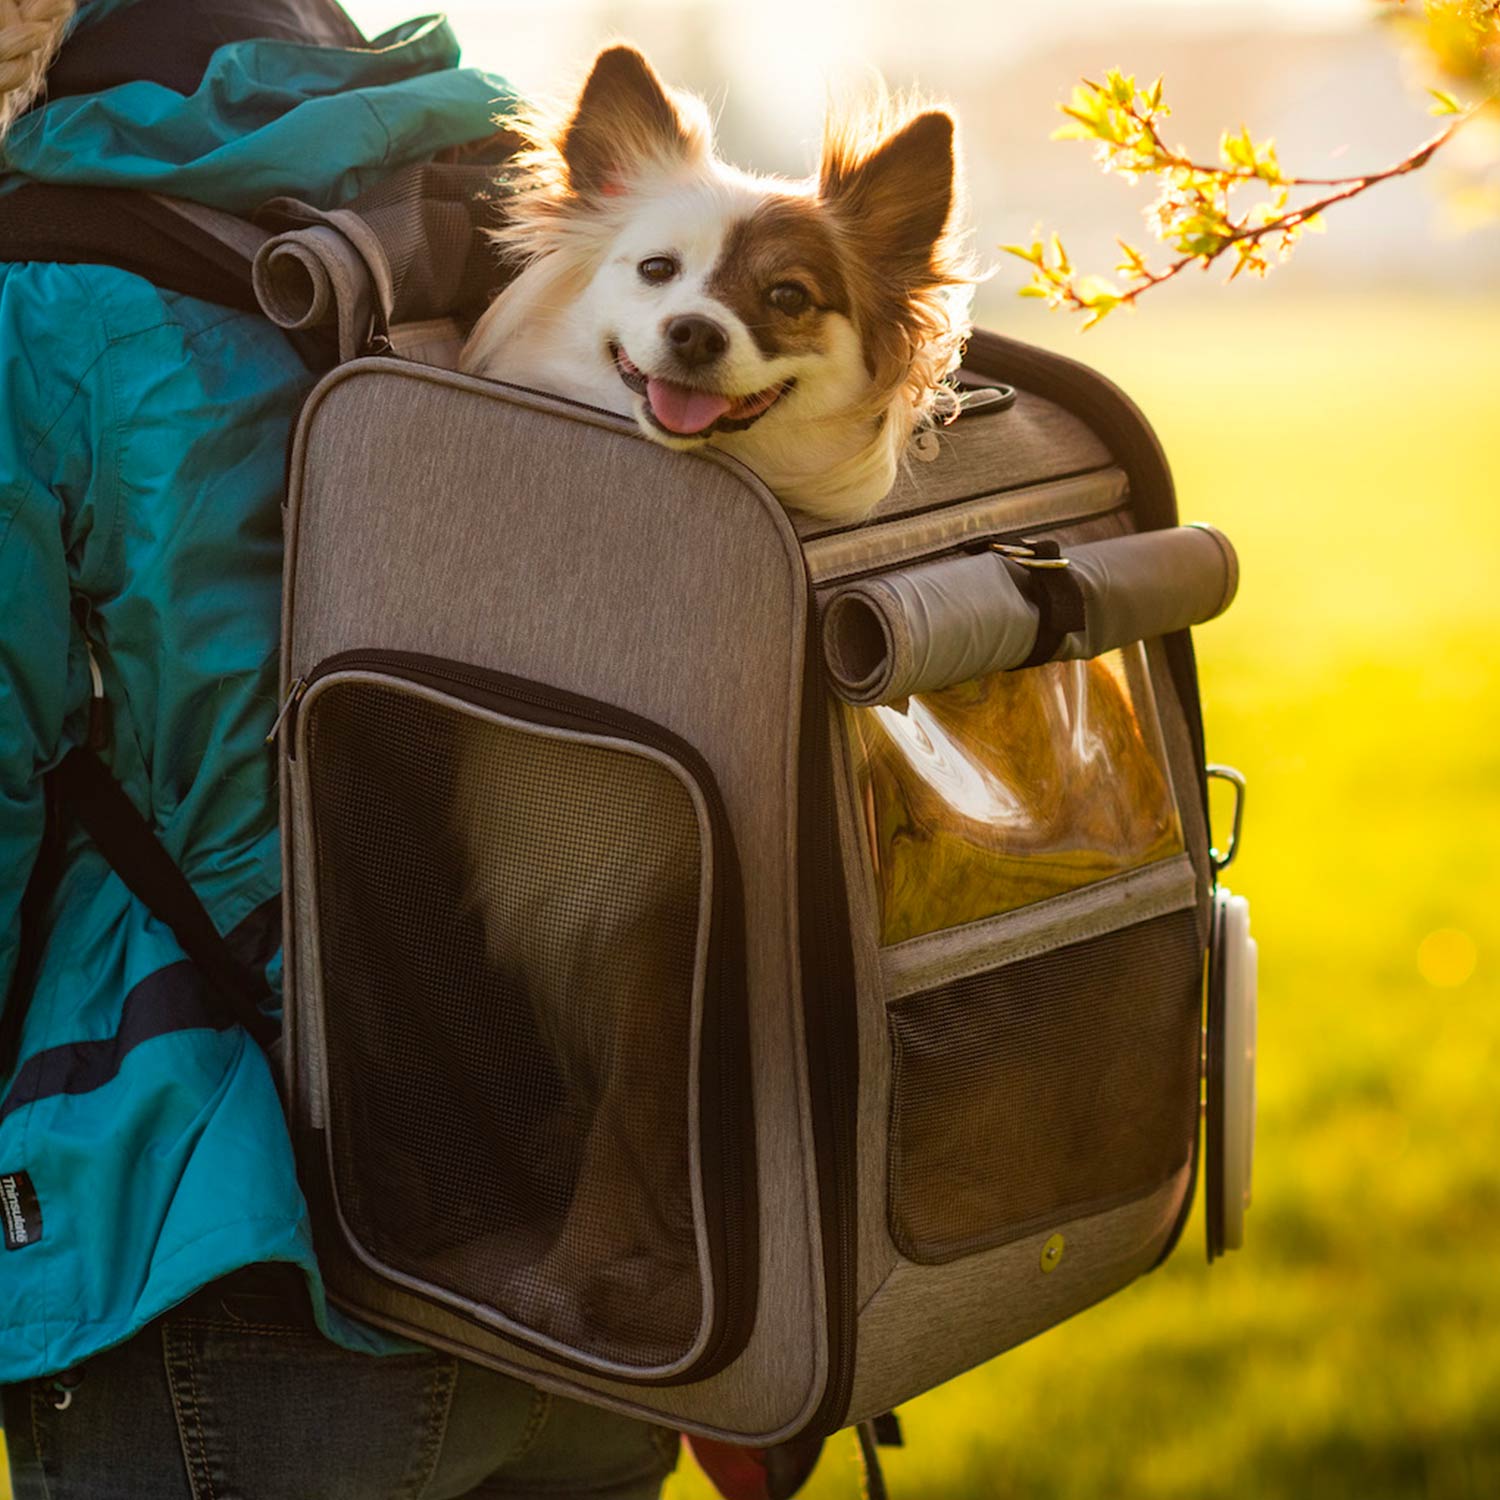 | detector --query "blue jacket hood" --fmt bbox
[2,7,510,211]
